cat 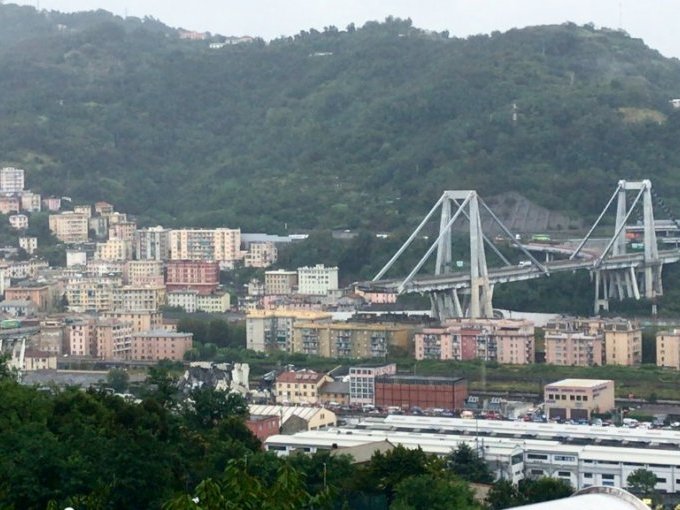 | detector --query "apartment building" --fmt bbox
[0,167,24,192]
[292,322,411,358]
[244,241,277,268]
[112,285,166,312]
[95,201,114,216]
[73,205,92,218]
[9,214,28,230]
[657,329,680,369]
[109,221,137,242]
[544,317,640,367]
[349,363,397,405]
[169,228,243,266]
[297,264,339,295]
[246,309,332,352]
[275,369,333,405]
[95,319,133,360]
[19,237,37,255]
[101,310,163,334]
[65,280,116,312]
[19,191,41,212]
[5,283,54,312]
[545,331,604,366]
[135,226,171,261]
[130,330,193,361]
[167,290,230,313]
[165,259,220,295]
[95,239,133,261]
[42,197,61,211]
[123,260,164,286]
[264,269,298,295]
[68,319,96,356]
[0,195,20,214]
[604,319,641,366]
[49,212,89,243]
[414,319,534,364]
